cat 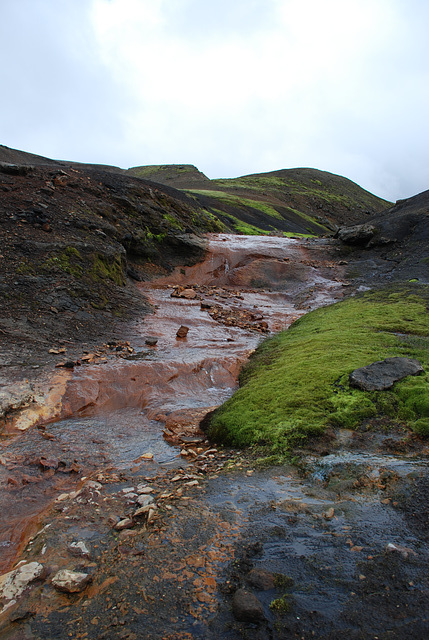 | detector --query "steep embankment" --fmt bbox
[129,164,391,236]
[0,152,222,369]
[336,188,429,284]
